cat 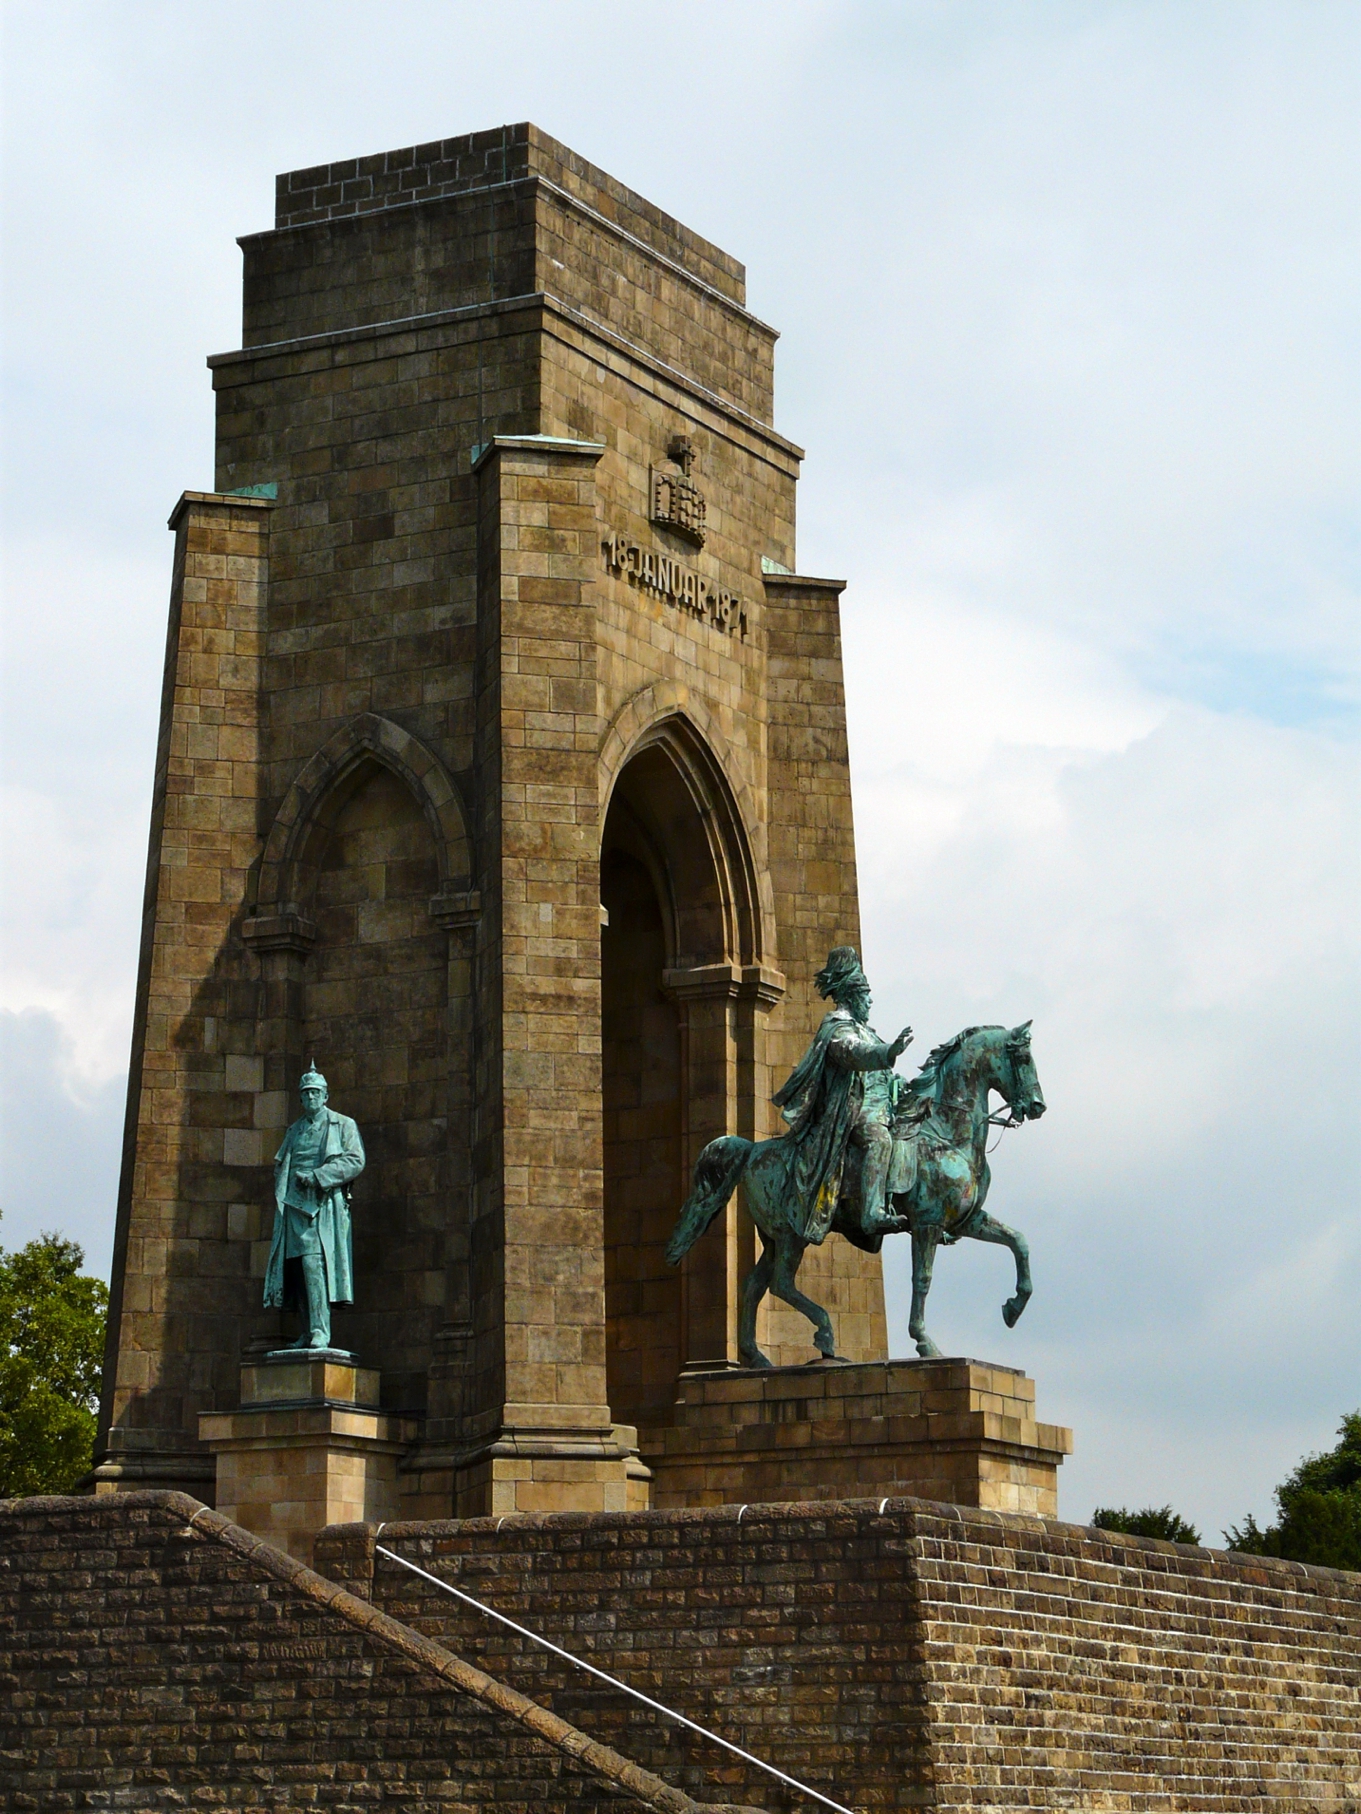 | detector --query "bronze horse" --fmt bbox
[666,1022,1045,1366]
